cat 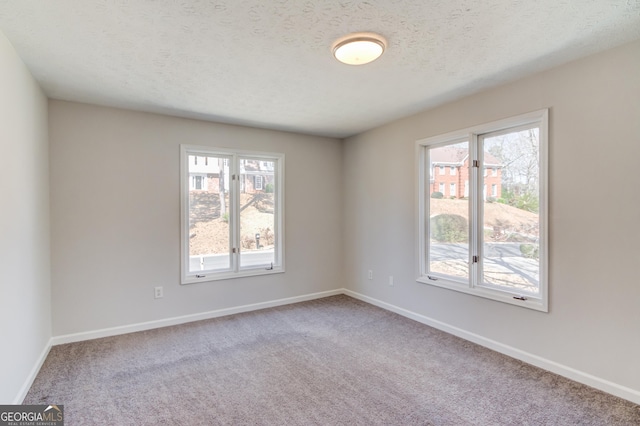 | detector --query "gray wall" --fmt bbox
[3,30,639,403]
[49,101,344,336]
[0,32,51,403]
[343,40,640,393]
